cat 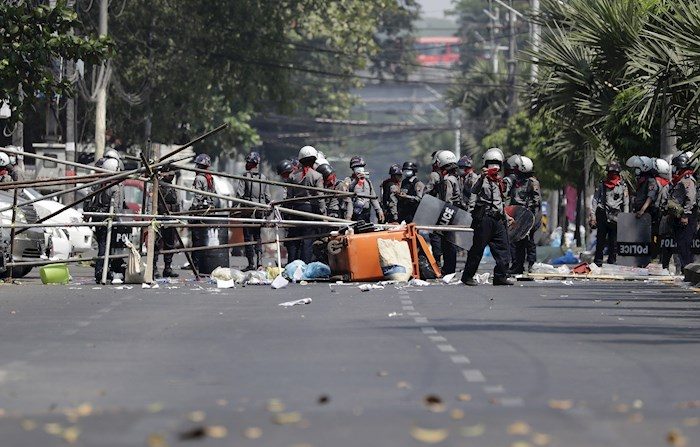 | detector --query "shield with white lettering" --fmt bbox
[615,212,652,267]
[505,205,535,242]
[413,195,473,249]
